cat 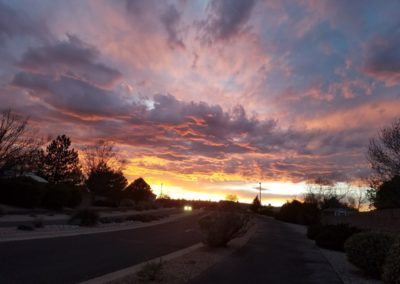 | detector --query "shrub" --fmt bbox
[258,207,274,216]
[42,185,70,210]
[119,199,135,207]
[275,200,303,223]
[17,225,34,231]
[67,187,82,208]
[345,232,395,278]
[93,199,118,208]
[275,200,319,225]
[198,212,250,247]
[307,223,323,240]
[70,209,99,226]
[315,224,361,251]
[33,218,44,228]
[373,175,400,209]
[41,184,82,210]
[126,214,161,222]
[137,259,164,282]
[383,237,400,284]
